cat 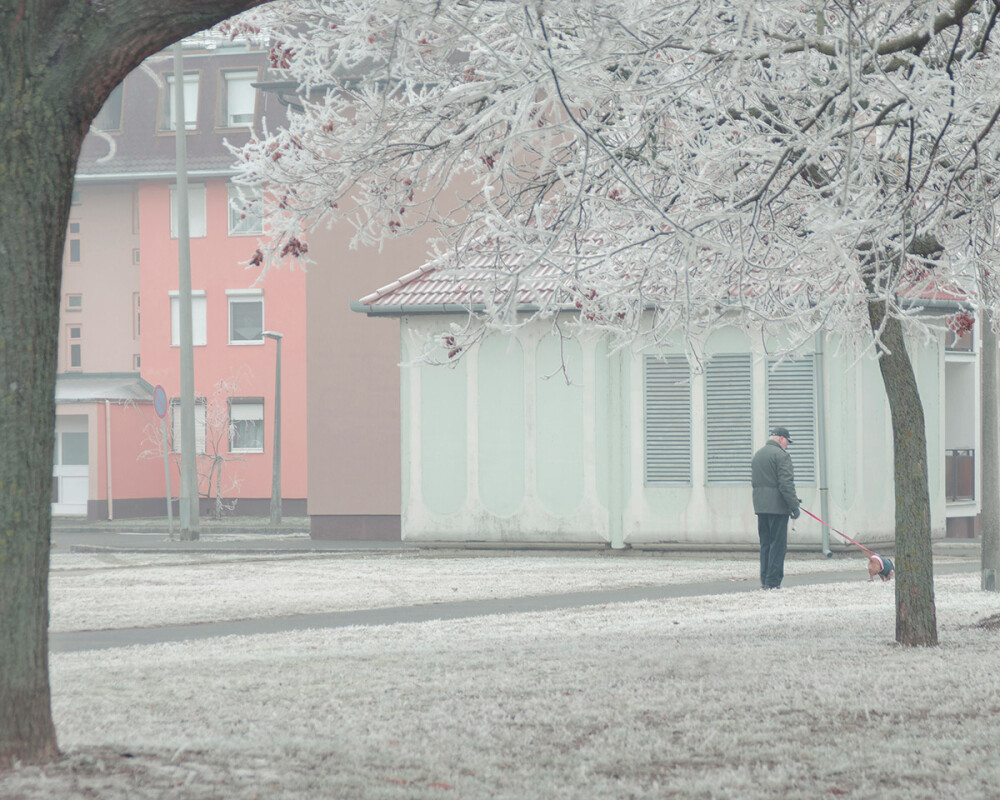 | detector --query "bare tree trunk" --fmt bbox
[867,299,938,646]
[0,83,79,773]
[0,0,269,768]
[981,311,1000,591]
